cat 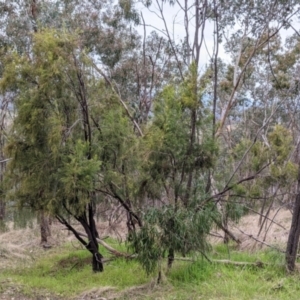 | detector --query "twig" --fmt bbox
[84,54,143,137]
[212,216,241,244]
[231,224,285,253]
